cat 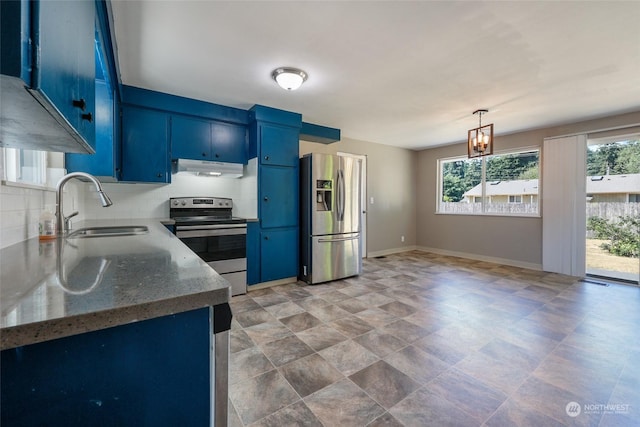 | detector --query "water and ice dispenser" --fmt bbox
[316,180,332,211]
